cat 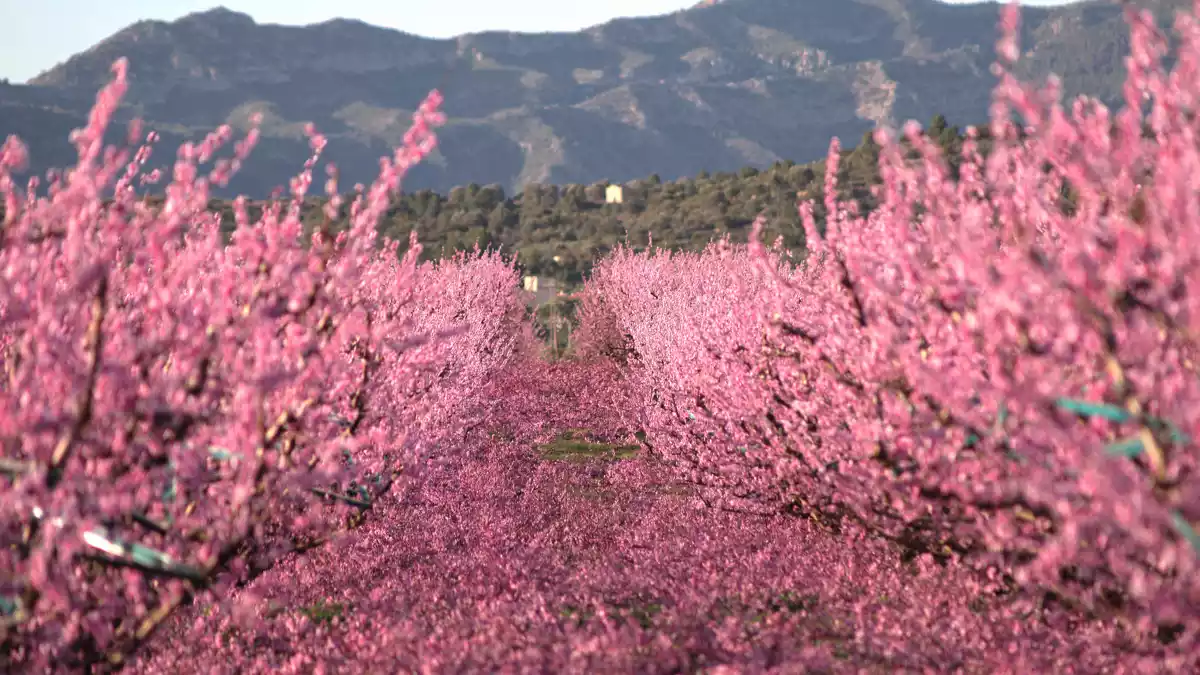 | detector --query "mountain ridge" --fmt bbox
[0,0,1188,196]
